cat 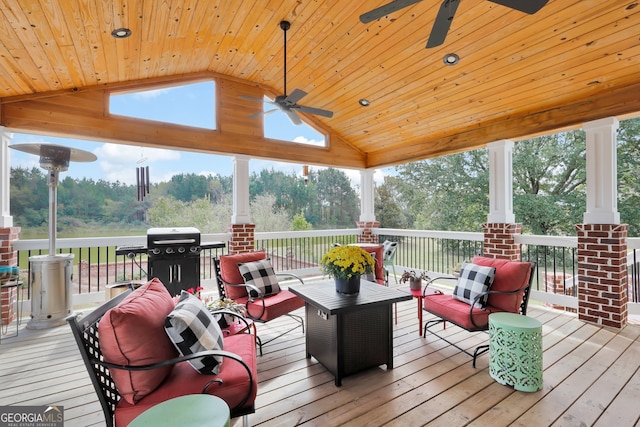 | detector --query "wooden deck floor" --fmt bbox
[1,290,639,427]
